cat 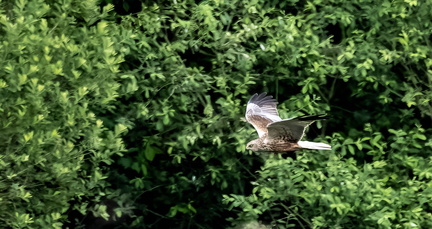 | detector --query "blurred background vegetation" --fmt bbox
[1,0,432,228]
